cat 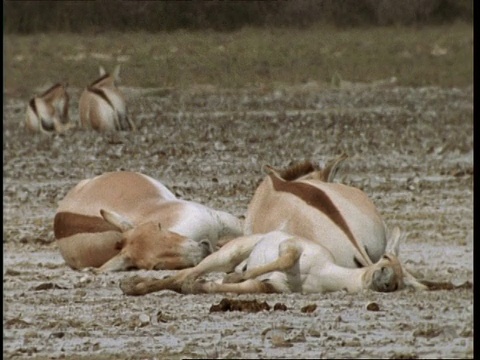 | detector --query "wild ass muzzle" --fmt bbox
[25,83,73,134]
[54,171,243,272]
[119,154,427,296]
[79,65,134,132]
